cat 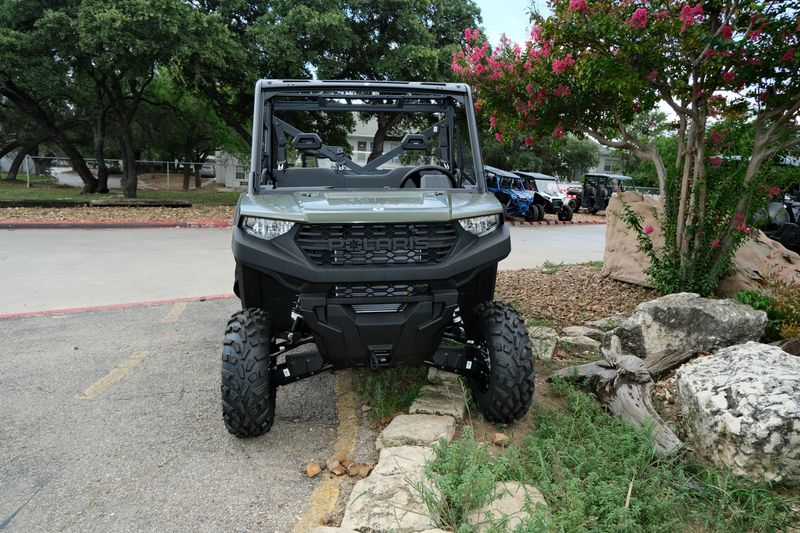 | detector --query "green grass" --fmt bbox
[354,365,429,419]
[421,380,798,532]
[527,318,555,328]
[580,260,604,270]
[0,176,240,206]
[540,260,566,274]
